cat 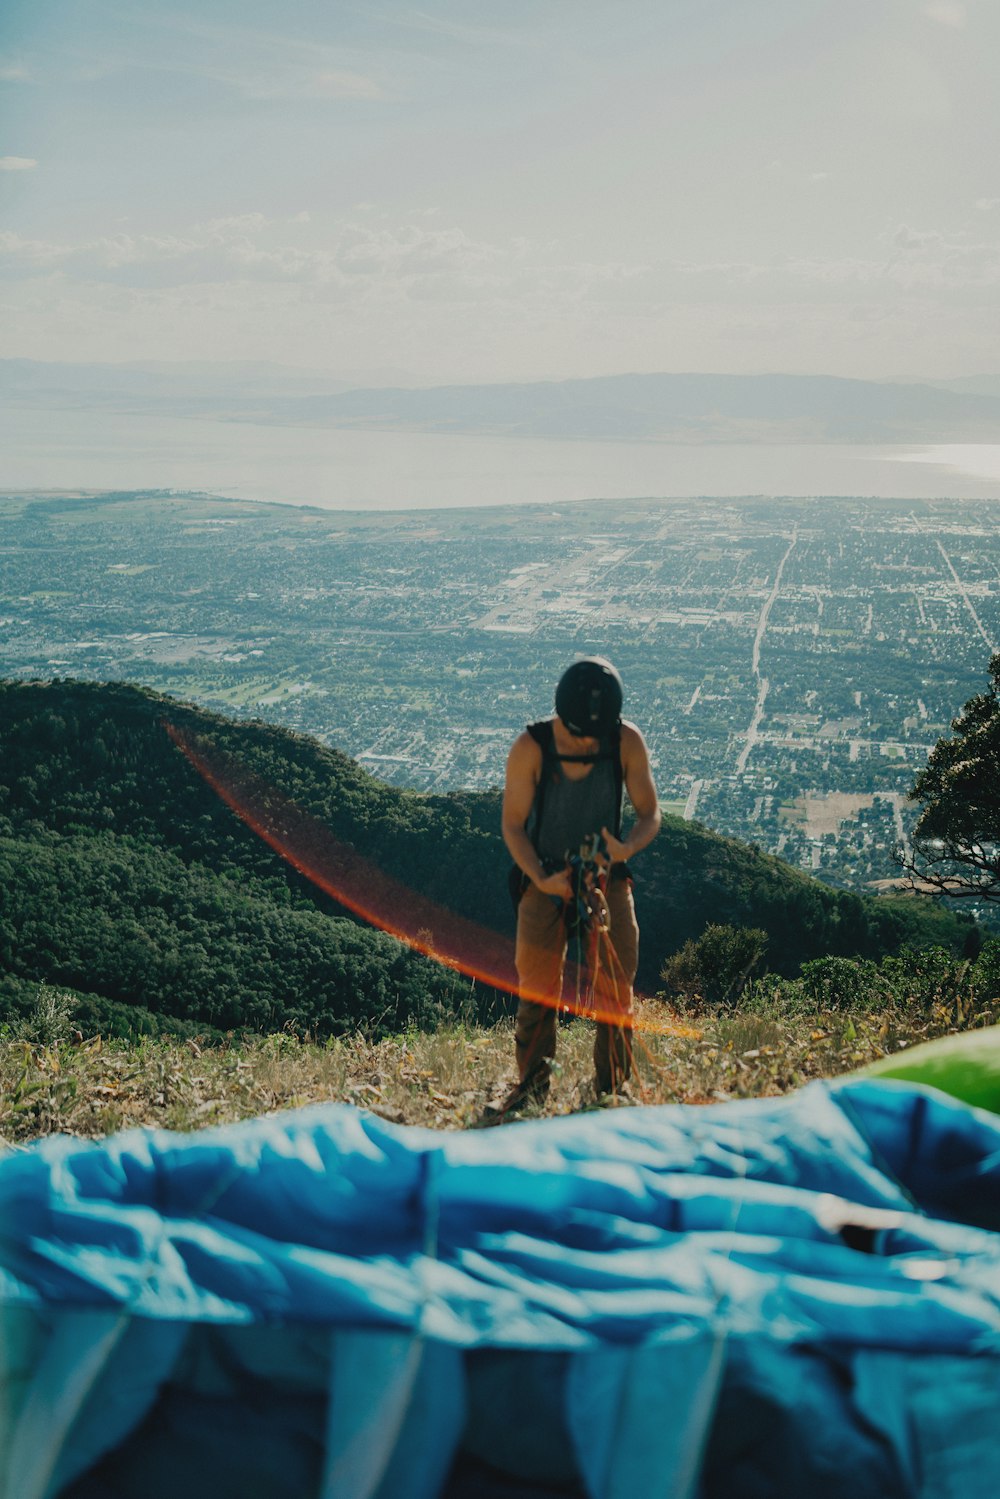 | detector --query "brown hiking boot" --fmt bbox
[479,1063,552,1126]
